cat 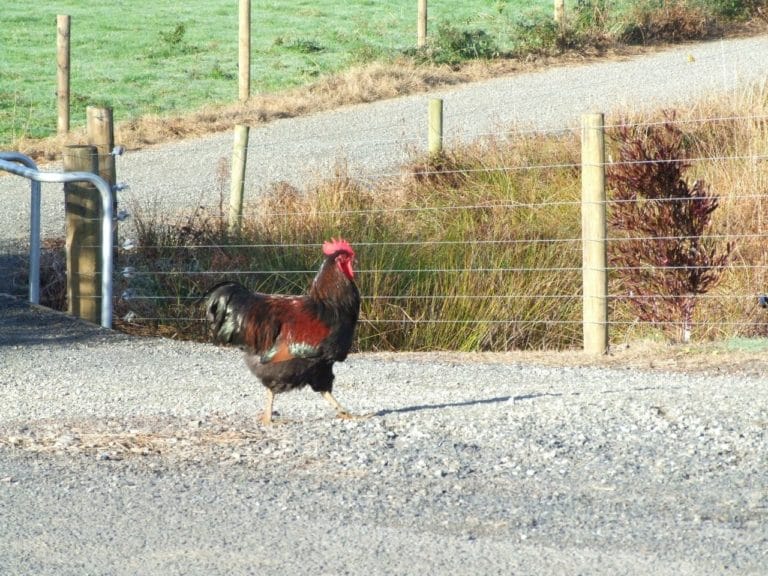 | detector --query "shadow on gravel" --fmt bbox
[0,294,117,347]
[0,251,25,296]
[376,392,560,416]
